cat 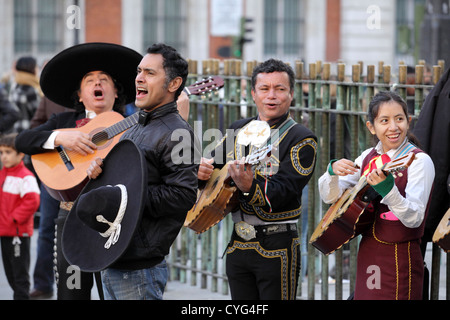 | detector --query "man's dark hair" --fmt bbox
[147,43,188,100]
[251,58,295,92]
[0,133,18,151]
